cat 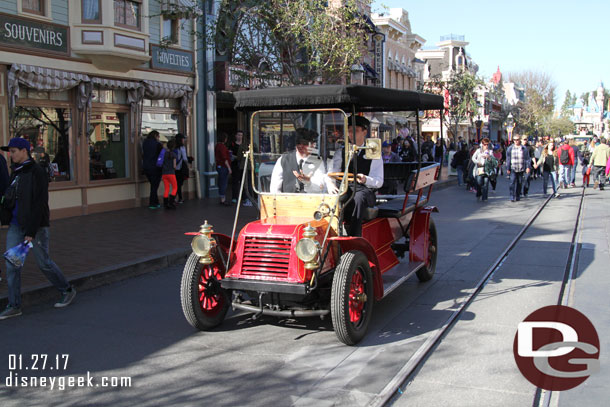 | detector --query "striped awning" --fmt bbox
[143,80,193,115]
[8,64,90,110]
[91,77,142,90]
[143,80,192,99]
